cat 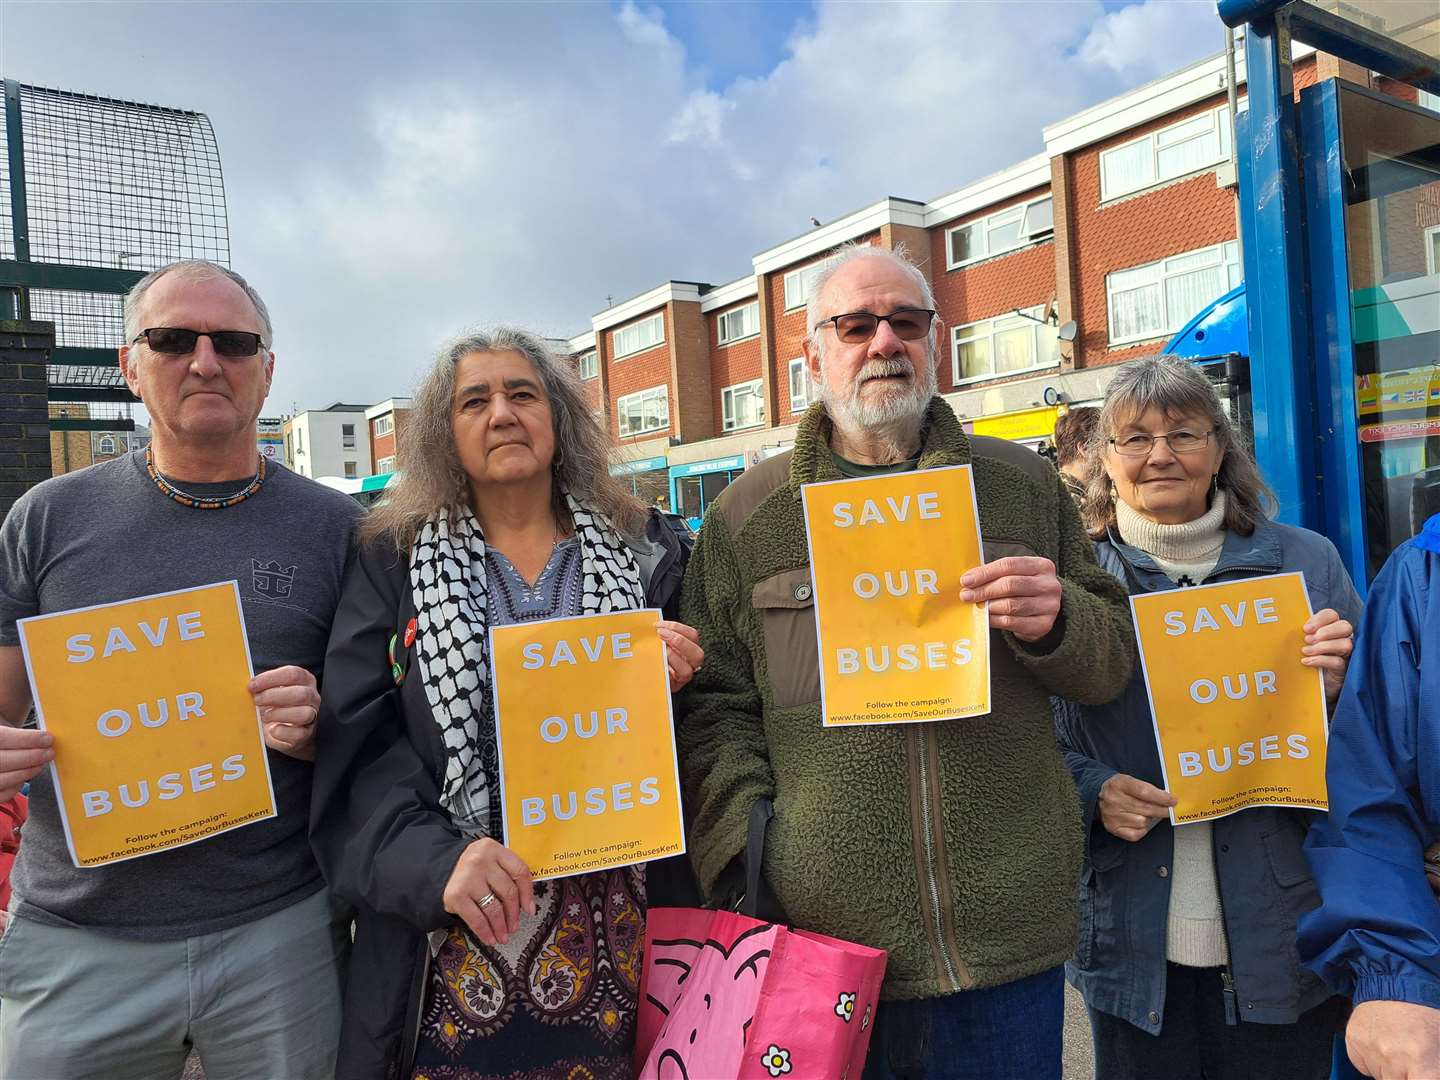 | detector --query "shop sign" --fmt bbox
[669,455,746,478]
[969,406,1060,442]
[1358,417,1440,443]
[1356,367,1440,416]
[610,455,669,477]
